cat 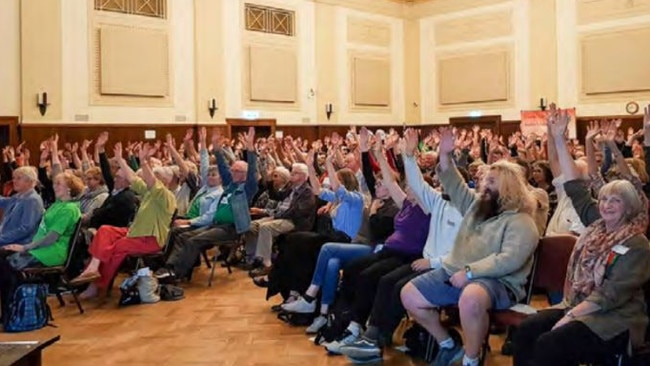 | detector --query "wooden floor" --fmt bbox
[0,265,515,366]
